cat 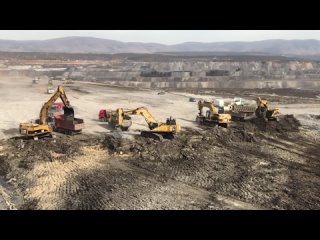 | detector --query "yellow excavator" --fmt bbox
[256,97,280,122]
[19,85,75,140]
[196,100,231,128]
[107,107,181,140]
